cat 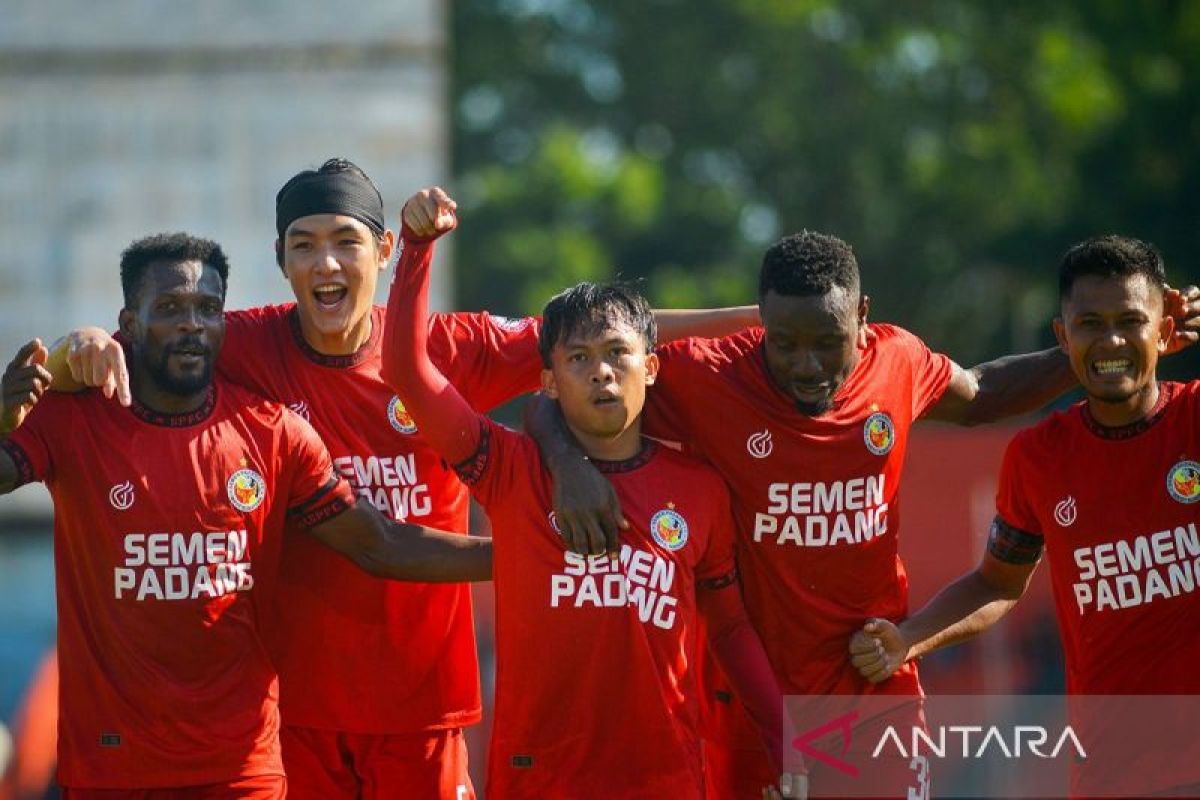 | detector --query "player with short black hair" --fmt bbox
[538,281,657,367]
[379,188,802,800]
[848,234,1200,798]
[0,235,491,798]
[758,230,860,299]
